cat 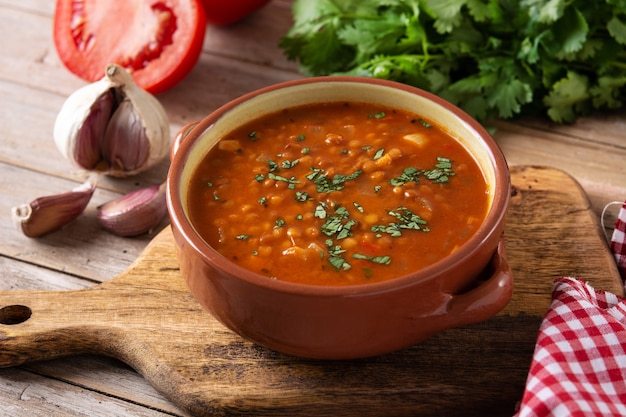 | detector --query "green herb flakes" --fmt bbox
[368,111,386,119]
[353,253,391,265]
[372,207,429,237]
